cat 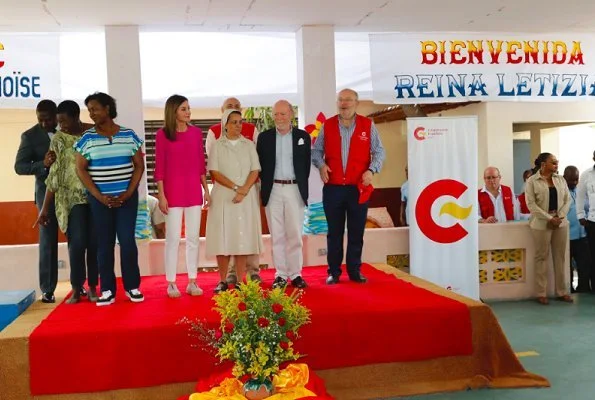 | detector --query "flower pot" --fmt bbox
[243,377,274,400]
